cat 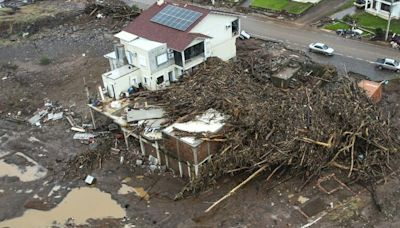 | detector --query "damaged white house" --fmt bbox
[102,0,240,99]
